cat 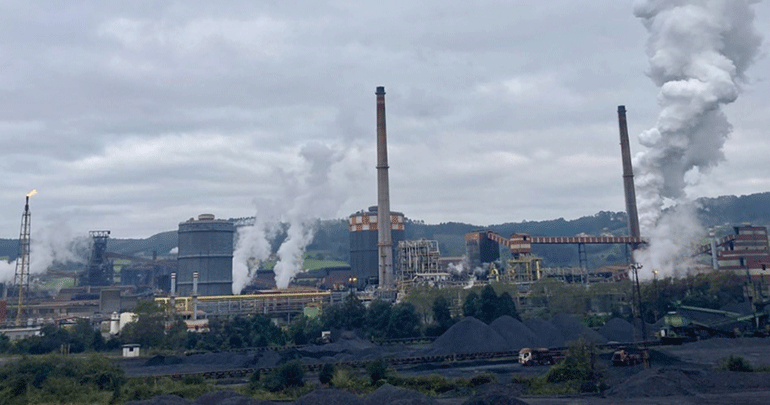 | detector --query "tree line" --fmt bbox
[1,284,518,355]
